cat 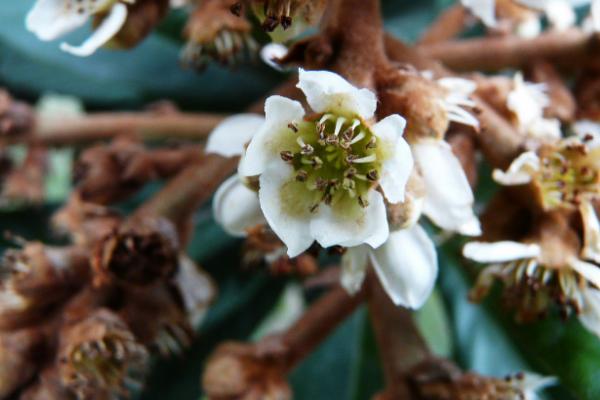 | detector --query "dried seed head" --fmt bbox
[92,219,179,287]
[58,310,148,399]
[202,342,291,400]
